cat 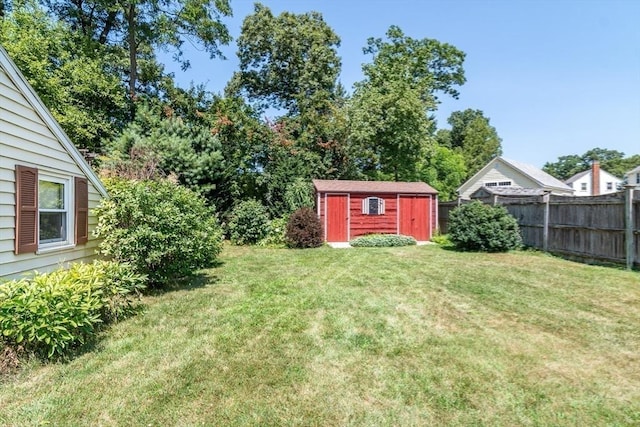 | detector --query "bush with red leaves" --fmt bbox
[285,207,324,248]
